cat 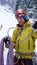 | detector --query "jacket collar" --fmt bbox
[16,21,31,28]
